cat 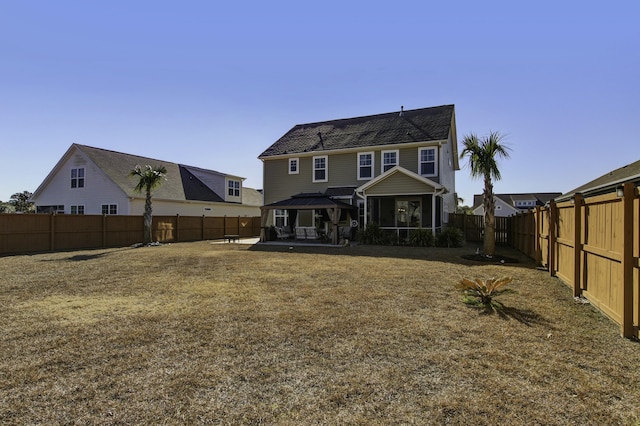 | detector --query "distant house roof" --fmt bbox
[32,144,255,204]
[259,105,457,164]
[242,188,264,206]
[472,193,562,209]
[557,159,640,201]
